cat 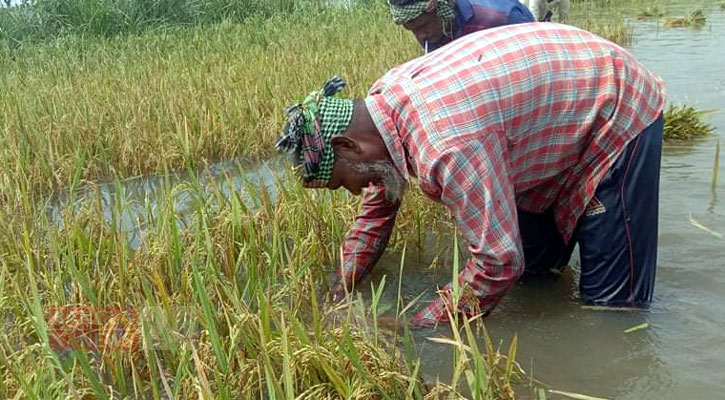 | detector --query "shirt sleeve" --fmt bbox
[410,134,525,327]
[339,185,401,290]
